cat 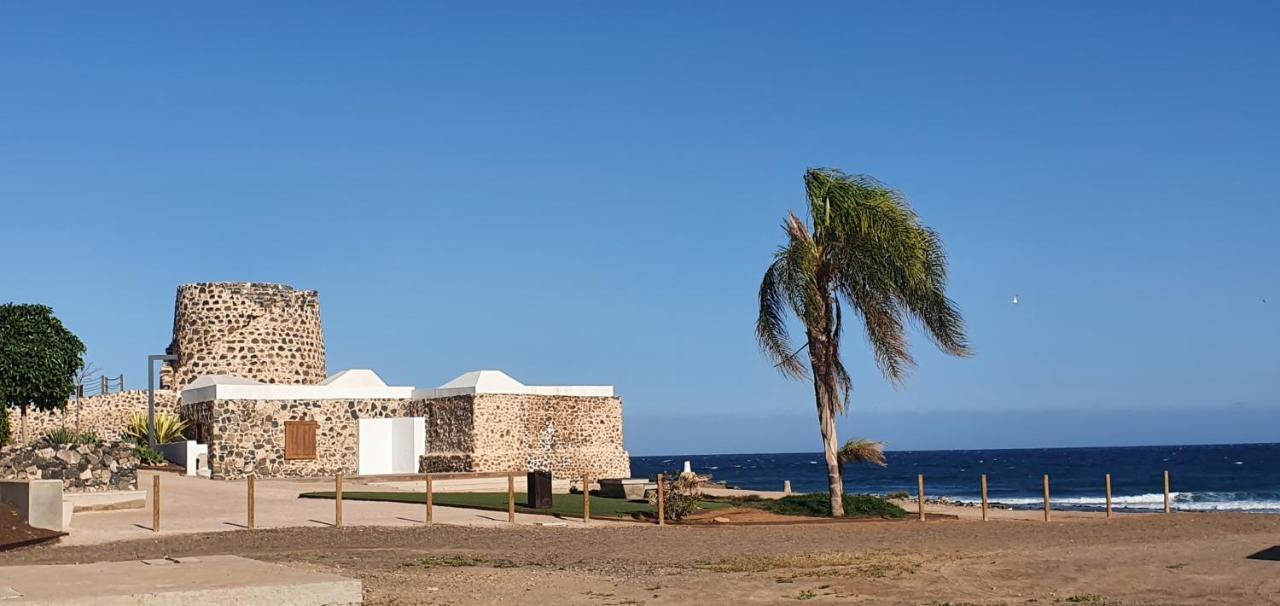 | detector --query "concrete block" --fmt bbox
[599,478,649,501]
[0,479,65,532]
